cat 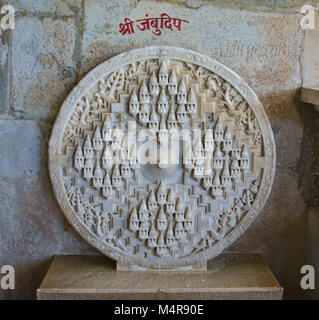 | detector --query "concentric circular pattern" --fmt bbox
[49,46,276,269]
